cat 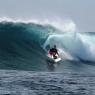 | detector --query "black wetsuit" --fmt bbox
[50,48,57,54]
[49,48,58,59]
